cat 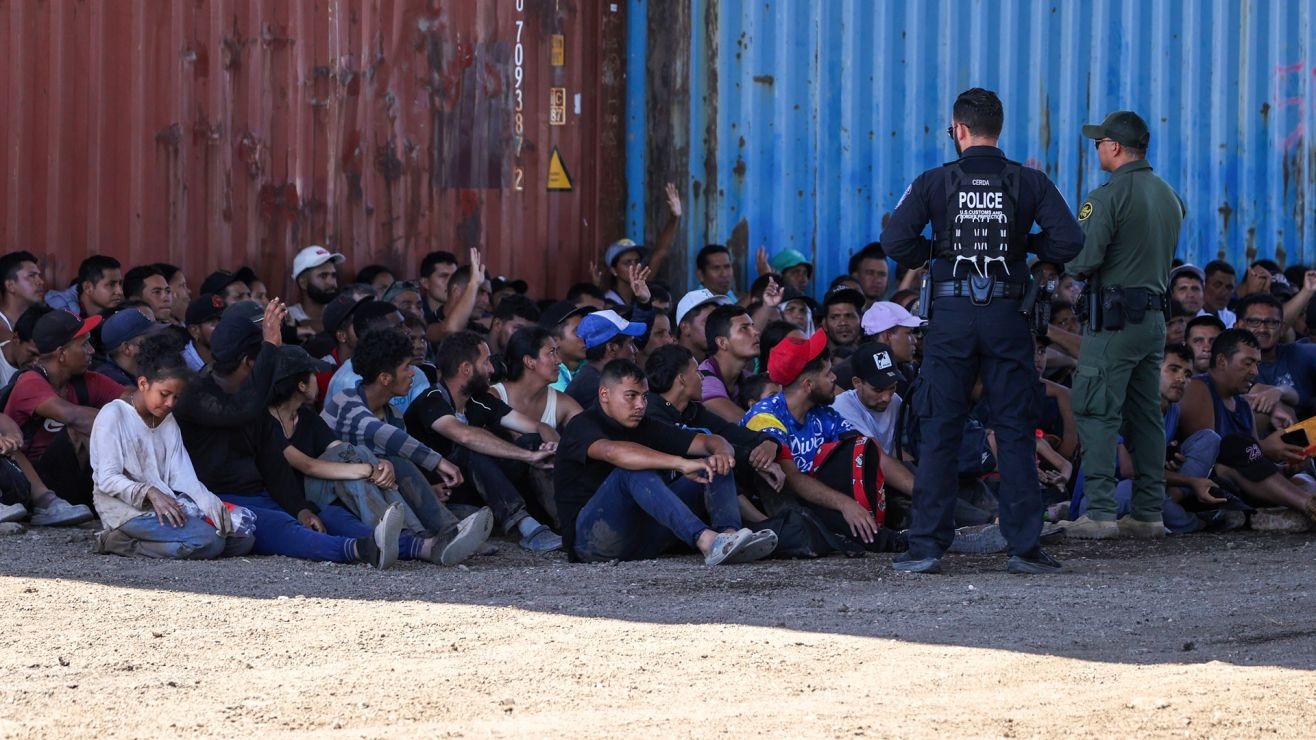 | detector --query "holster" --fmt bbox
[918,271,932,321]
[1101,285,1127,331]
